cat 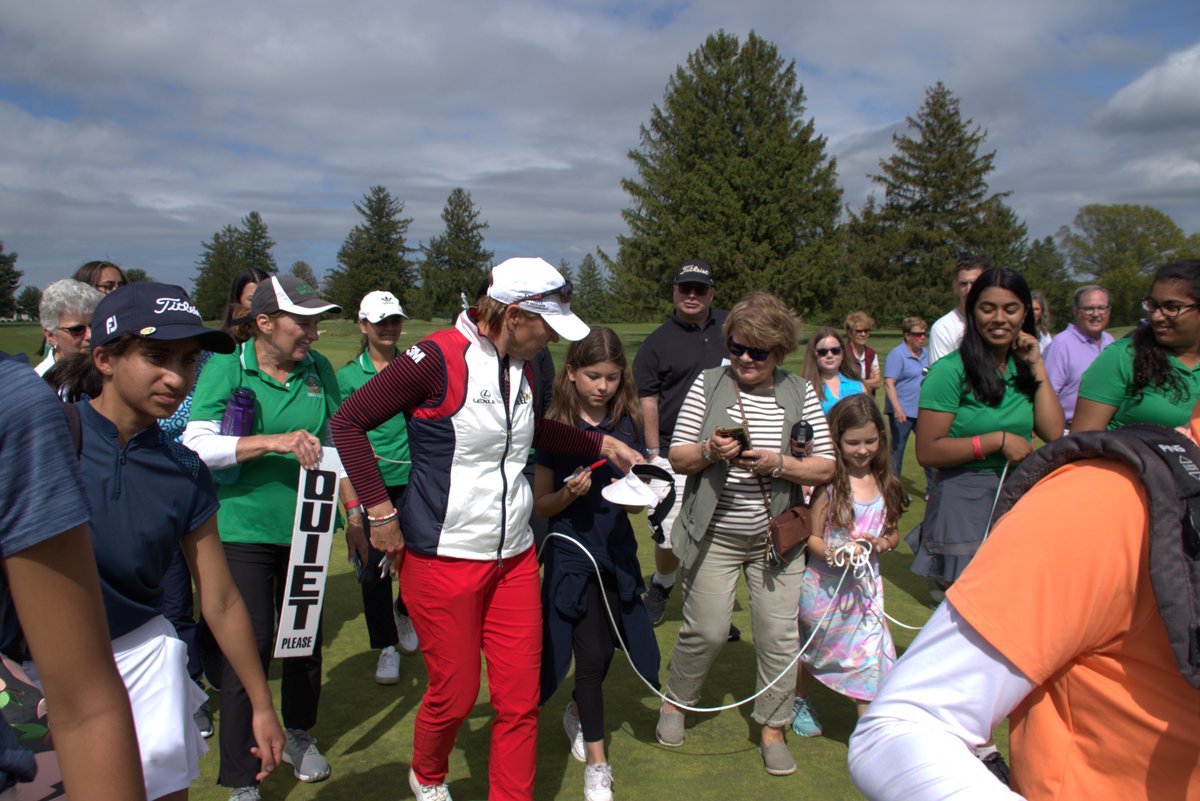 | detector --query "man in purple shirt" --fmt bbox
[1043,285,1114,426]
